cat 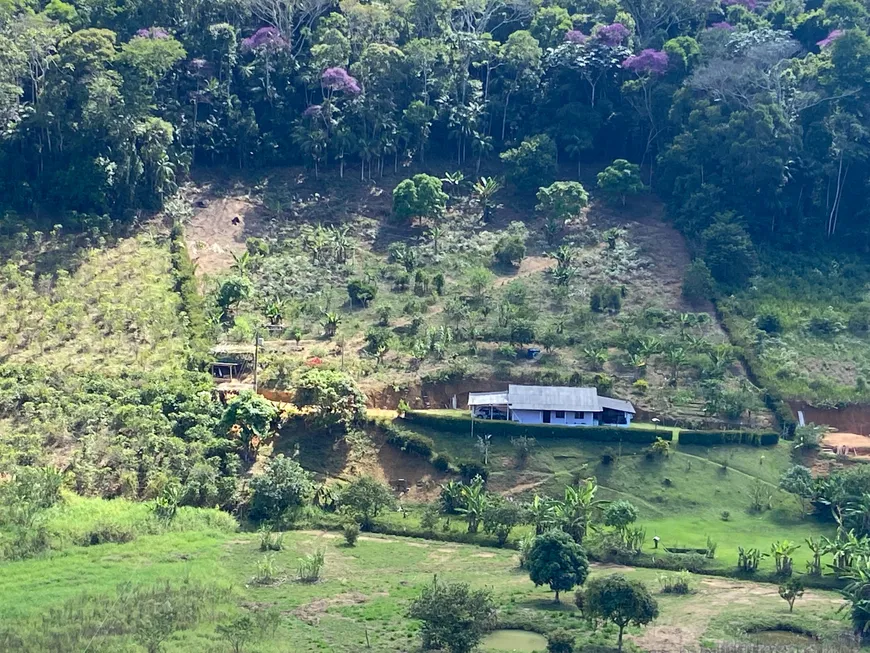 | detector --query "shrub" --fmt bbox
[849,302,870,334]
[408,579,496,653]
[385,427,435,458]
[590,283,622,313]
[297,549,325,582]
[682,259,715,303]
[657,570,693,594]
[459,461,489,483]
[343,522,360,546]
[583,574,659,652]
[756,311,783,334]
[337,476,397,529]
[493,234,526,267]
[547,628,575,653]
[633,379,649,393]
[249,455,315,522]
[259,527,284,551]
